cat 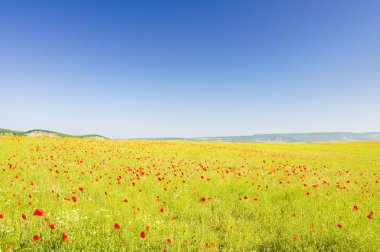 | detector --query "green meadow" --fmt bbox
[0,136,379,251]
